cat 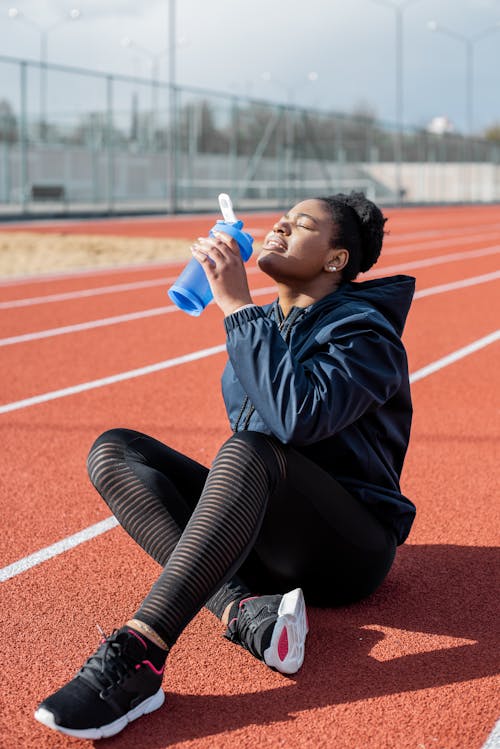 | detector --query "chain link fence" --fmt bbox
[0,54,499,216]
